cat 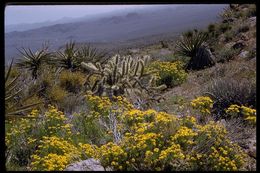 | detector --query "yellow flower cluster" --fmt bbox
[28,109,40,118]
[86,94,112,111]
[147,60,187,87]
[226,104,256,125]
[99,142,127,170]
[31,136,80,171]
[171,126,198,148]
[5,115,36,147]
[159,143,185,161]
[42,105,73,136]
[79,143,99,159]
[32,153,68,171]
[208,145,245,171]
[191,96,213,114]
